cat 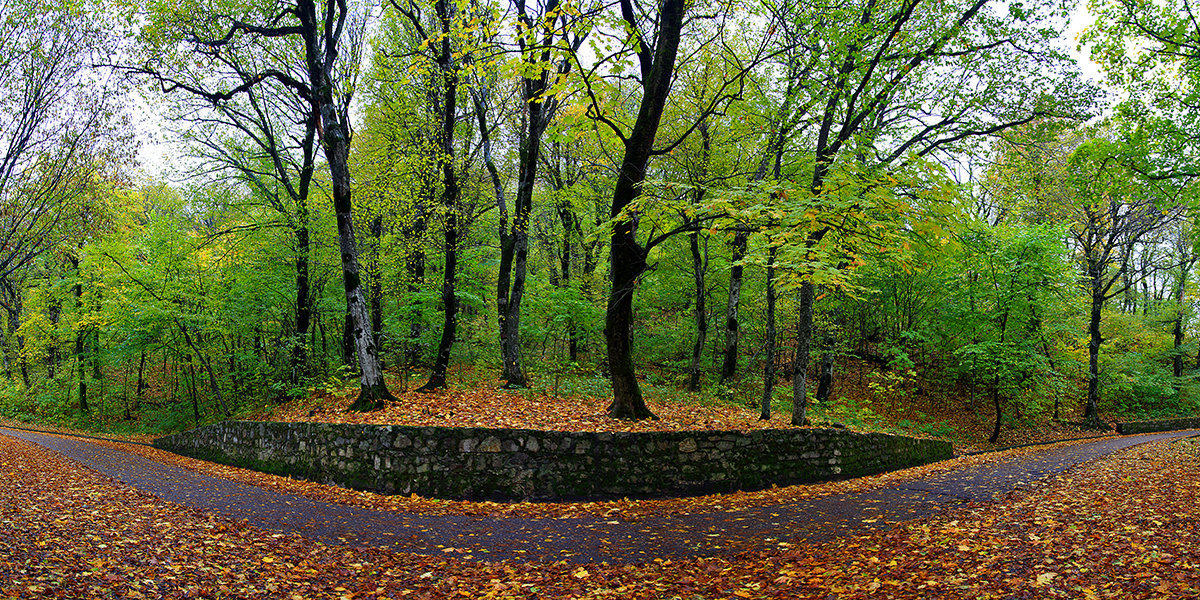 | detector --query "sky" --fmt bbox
[1067,0,1106,85]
